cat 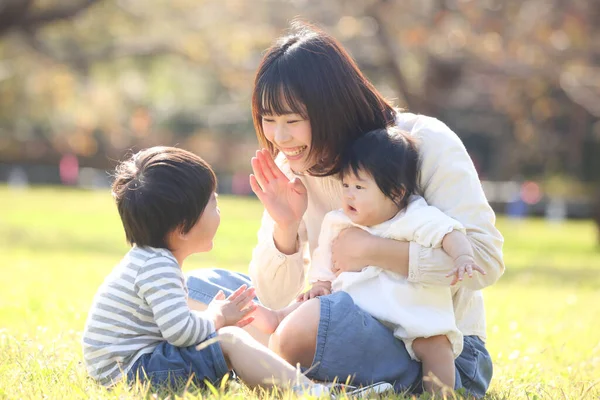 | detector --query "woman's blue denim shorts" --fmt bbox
[186,268,493,398]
